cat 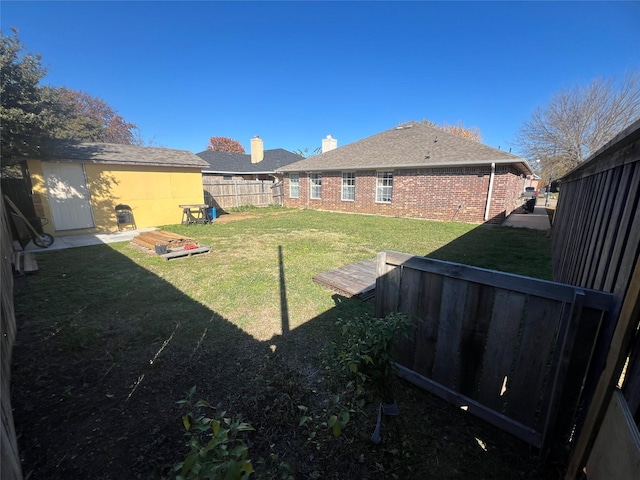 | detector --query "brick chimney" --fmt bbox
[322,134,337,153]
[251,136,264,163]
